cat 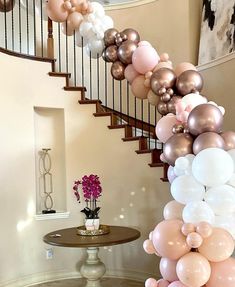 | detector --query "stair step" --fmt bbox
[122,136,141,142]
[108,124,127,129]
[64,86,86,91]
[135,149,152,154]
[79,99,102,104]
[49,72,71,78]
[148,163,164,167]
[93,112,112,117]
[160,177,169,182]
